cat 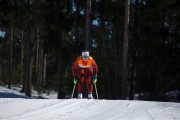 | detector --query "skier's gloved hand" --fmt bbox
[93,79,97,84]
[73,78,78,84]
[93,75,97,84]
